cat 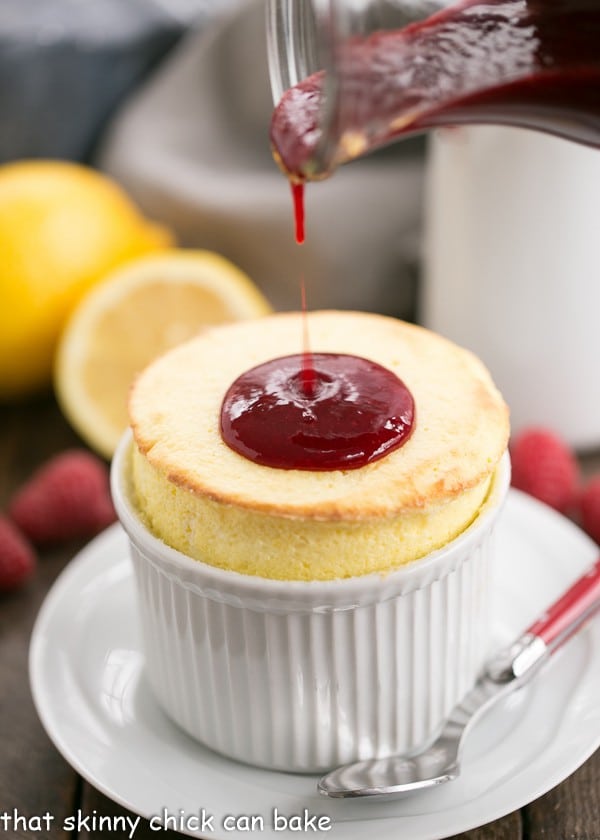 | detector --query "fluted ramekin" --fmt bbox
[111,432,510,773]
